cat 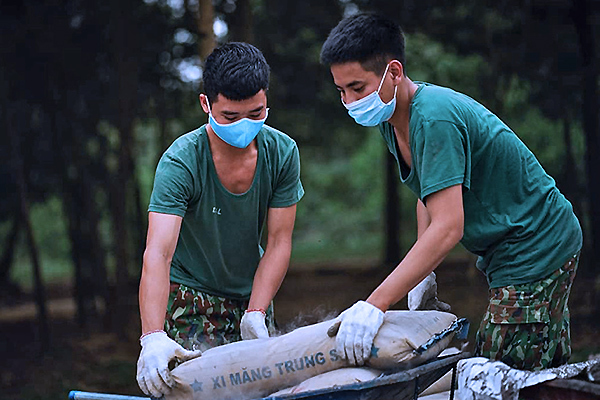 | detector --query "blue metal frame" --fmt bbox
[69,391,151,400]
